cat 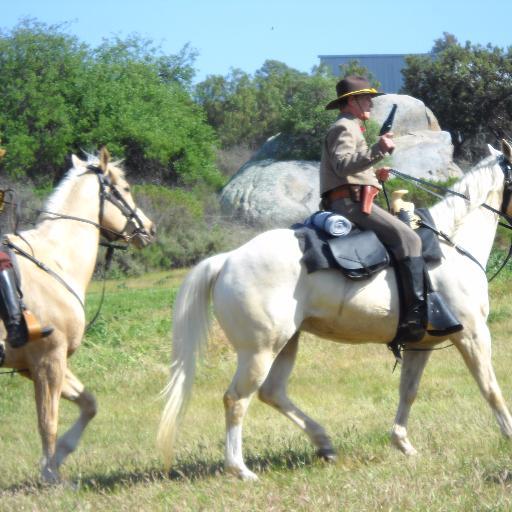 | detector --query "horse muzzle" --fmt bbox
[130,224,156,248]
